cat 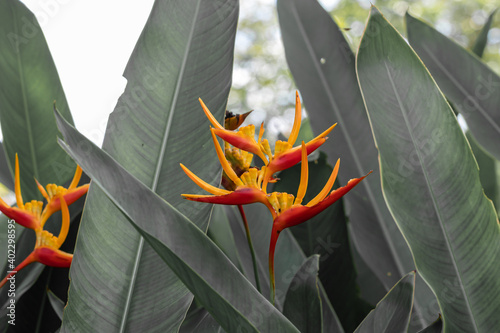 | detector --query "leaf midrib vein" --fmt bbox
[118,1,202,331]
